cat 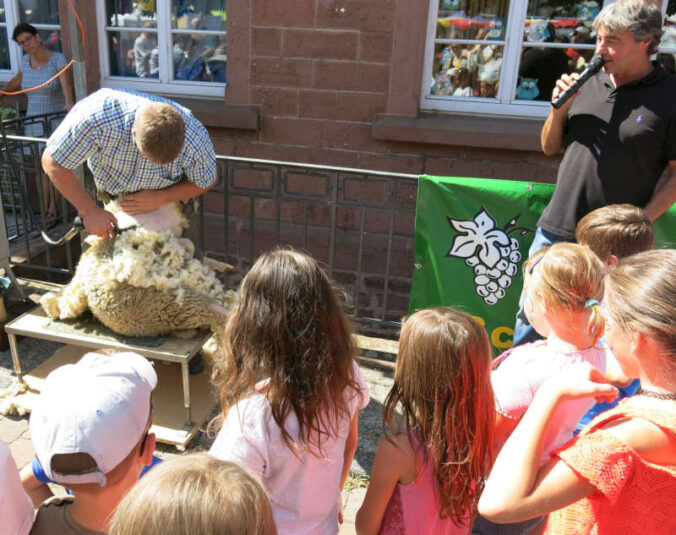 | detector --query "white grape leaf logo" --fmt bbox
[446,208,533,306]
